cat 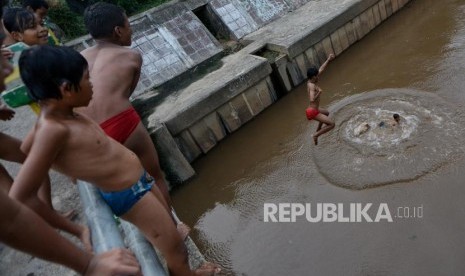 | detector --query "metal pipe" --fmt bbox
[120,221,168,276]
[78,180,197,275]
[77,181,125,253]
